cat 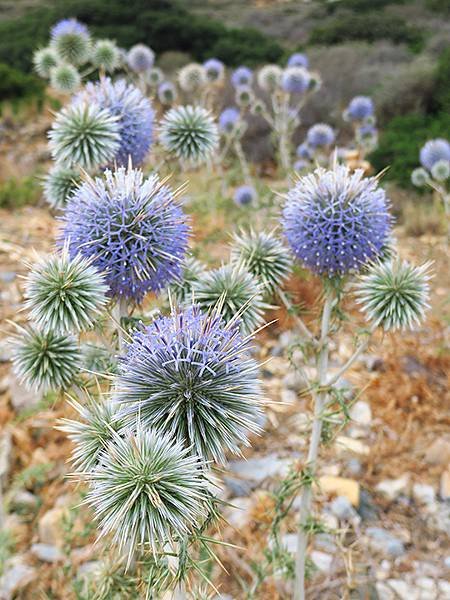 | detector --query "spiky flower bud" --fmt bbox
[281,67,310,94]
[148,67,164,87]
[24,249,108,334]
[33,47,59,78]
[58,398,123,472]
[231,66,253,88]
[60,166,190,302]
[203,58,225,83]
[296,143,313,160]
[92,39,120,72]
[159,105,219,165]
[257,64,282,92]
[283,165,392,277]
[127,44,154,73]
[178,63,207,92]
[157,81,177,105]
[219,107,240,135]
[81,343,118,375]
[50,18,91,65]
[10,327,81,391]
[192,264,266,335]
[431,158,450,182]
[82,428,208,556]
[287,52,309,68]
[420,138,450,171]
[43,165,82,209]
[411,167,430,188]
[230,230,292,296]
[235,85,254,108]
[355,260,431,331]
[48,103,120,170]
[116,306,263,463]
[168,256,206,303]
[49,63,81,93]
[234,185,257,206]
[306,123,335,148]
[344,96,374,122]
